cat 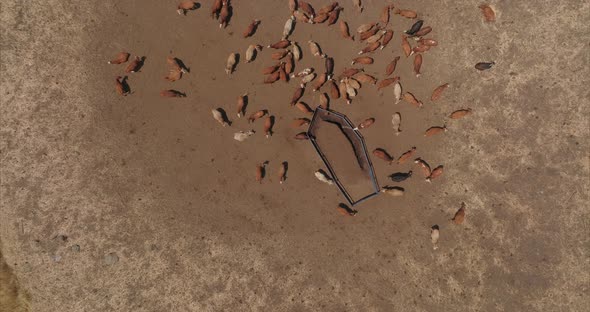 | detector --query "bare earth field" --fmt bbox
[1,0,589,311]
